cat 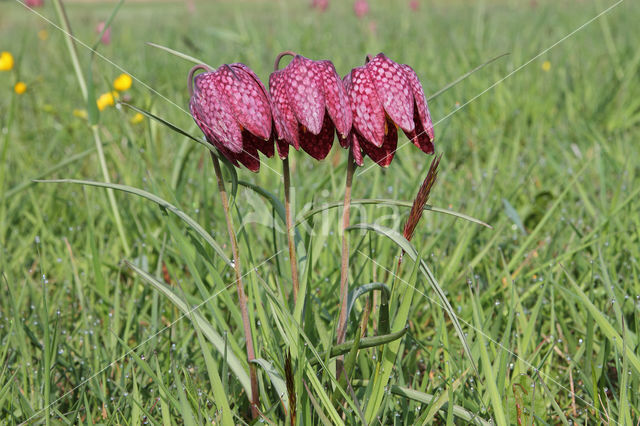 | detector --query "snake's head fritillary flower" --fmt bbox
[189,63,274,172]
[342,53,435,167]
[269,52,352,161]
[25,0,44,7]
[354,0,369,18]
